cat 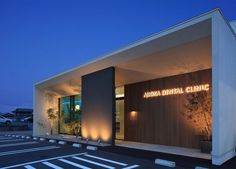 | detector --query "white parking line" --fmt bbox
[0,139,23,143]
[24,165,36,169]
[0,146,59,157]
[84,154,128,166]
[42,161,63,169]
[58,159,91,169]
[0,136,7,138]
[73,156,115,169]
[1,152,140,169]
[0,141,38,148]
[1,153,86,169]
[122,165,139,169]
[0,137,14,140]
